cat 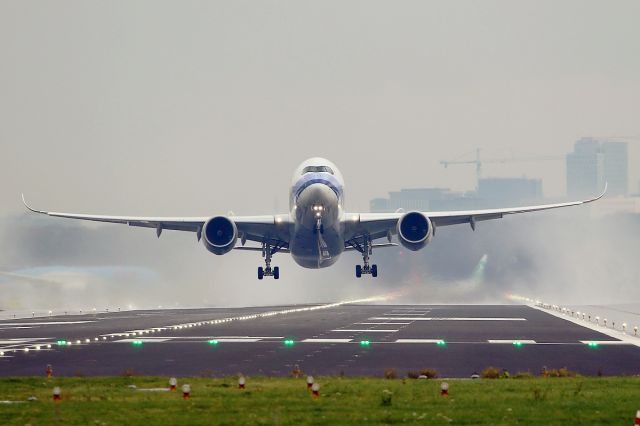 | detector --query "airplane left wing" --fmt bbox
[345,185,606,243]
[22,195,290,246]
